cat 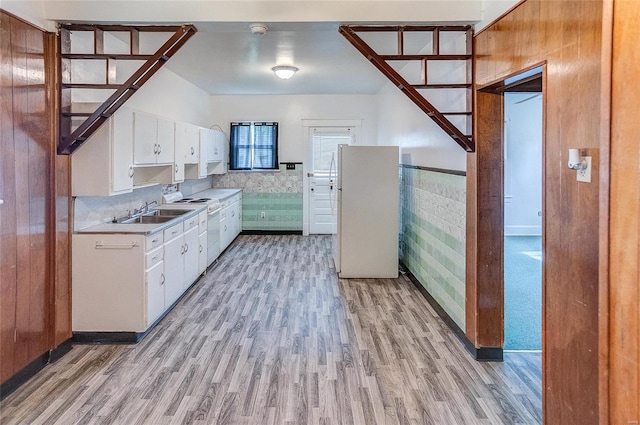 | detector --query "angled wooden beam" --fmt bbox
[57,24,197,155]
[339,25,474,152]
